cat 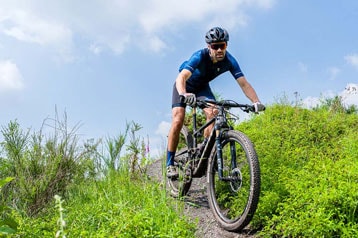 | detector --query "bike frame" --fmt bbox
[189,101,235,180]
